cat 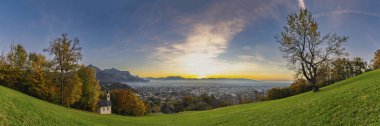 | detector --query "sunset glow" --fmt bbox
[0,0,378,81]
